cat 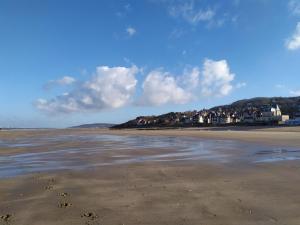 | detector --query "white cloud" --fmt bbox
[236,82,247,89]
[168,1,215,25]
[289,0,300,16]
[169,28,186,39]
[37,59,237,112]
[275,84,285,89]
[36,66,139,114]
[285,22,300,50]
[56,76,76,85]
[290,89,300,96]
[140,59,235,106]
[152,0,237,28]
[201,59,235,97]
[126,27,136,36]
[141,69,193,106]
[44,76,76,90]
[116,3,132,18]
[179,67,200,89]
